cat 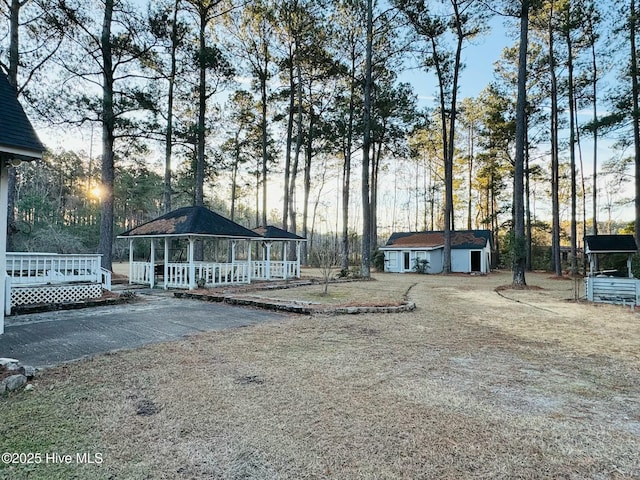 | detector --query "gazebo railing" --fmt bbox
[252,260,299,280]
[131,259,298,288]
[130,261,152,285]
[164,262,250,289]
